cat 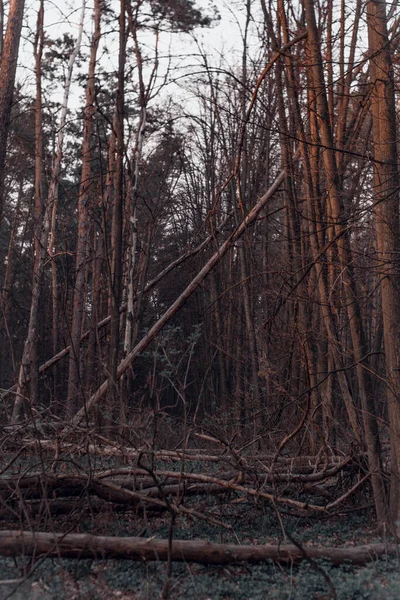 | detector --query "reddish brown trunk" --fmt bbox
[367,0,400,529]
[29,0,44,406]
[67,0,101,417]
[303,0,388,526]
[107,0,126,422]
[0,0,25,225]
